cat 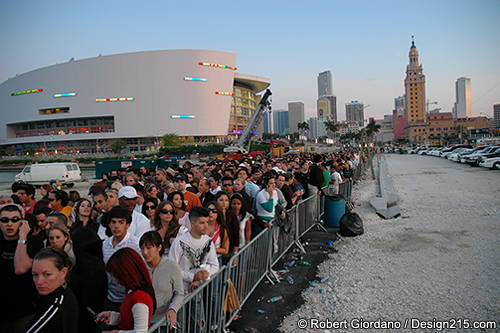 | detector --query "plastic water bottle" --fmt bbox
[268,296,283,303]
